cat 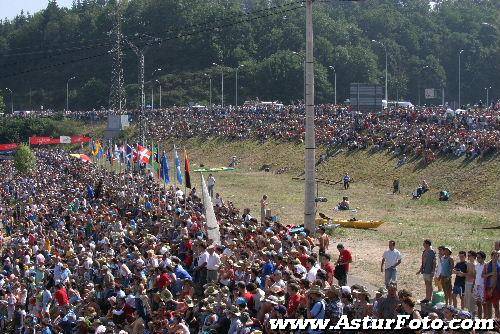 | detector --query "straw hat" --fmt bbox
[307,286,324,297]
